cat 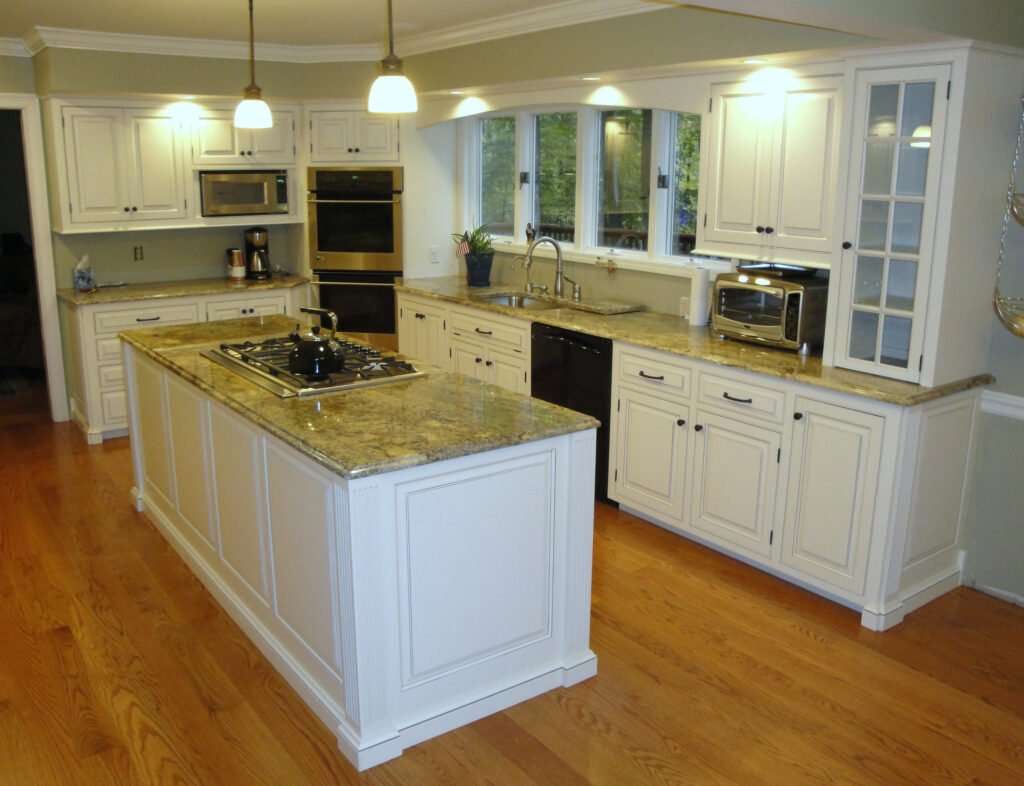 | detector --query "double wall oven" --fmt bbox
[308,166,403,349]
